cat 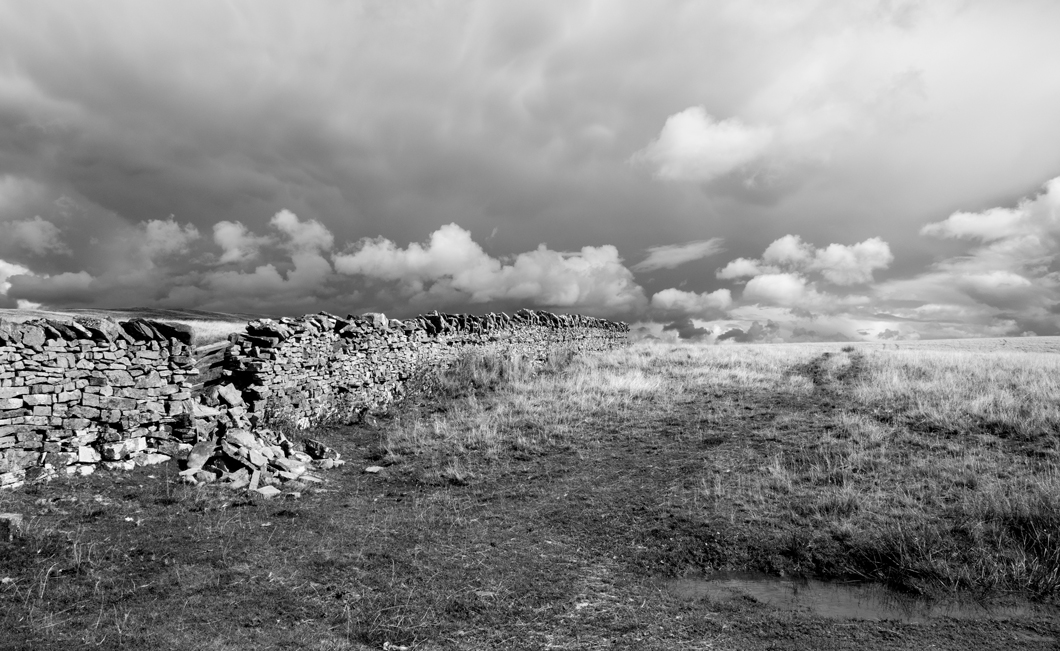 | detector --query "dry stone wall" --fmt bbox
[216,308,628,428]
[0,308,627,489]
[0,317,198,489]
